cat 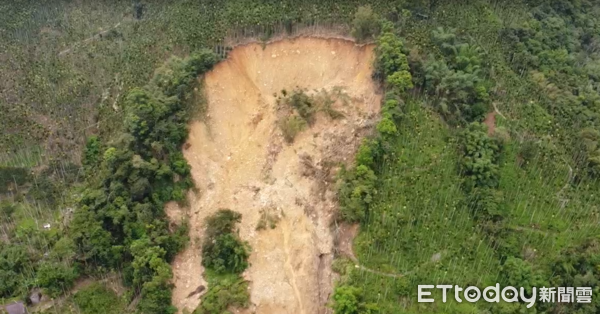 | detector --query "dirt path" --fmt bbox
[493,102,507,120]
[484,111,496,135]
[336,224,403,279]
[512,226,558,237]
[484,102,509,136]
[167,37,381,314]
[58,22,123,56]
[282,220,306,314]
